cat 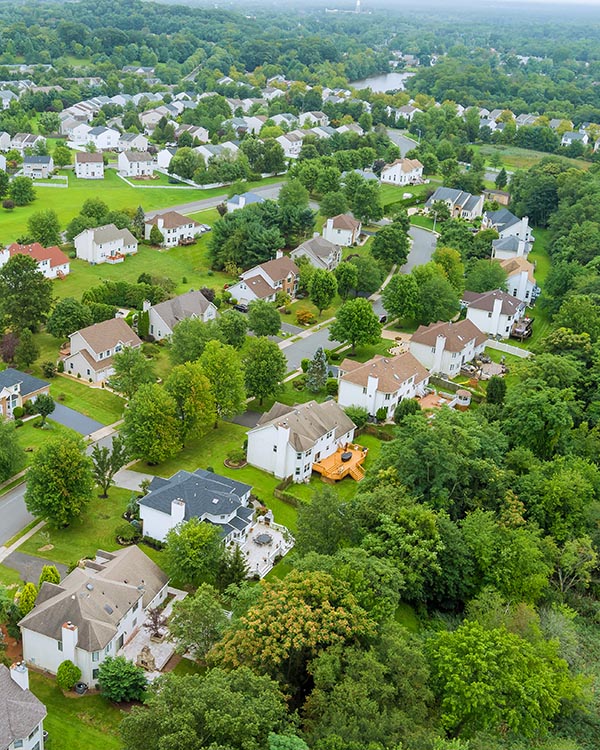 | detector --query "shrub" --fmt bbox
[300,358,311,373]
[182,276,188,284]
[376,406,387,422]
[12,406,24,418]
[2,199,15,211]
[41,361,56,379]
[116,522,142,544]
[206,465,215,473]
[296,308,317,326]
[23,400,36,416]
[344,405,369,428]
[394,398,421,423]
[56,660,82,691]
[292,374,307,390]
[325,378,338,396]
[57,360,64,373]
[14,419,23,428]
[98,656,147,702]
